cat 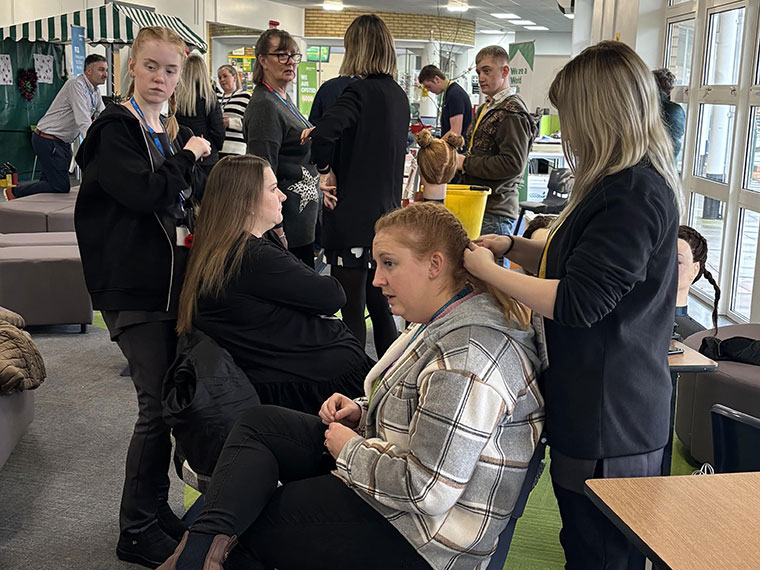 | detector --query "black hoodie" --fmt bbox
[75,104,197,312]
